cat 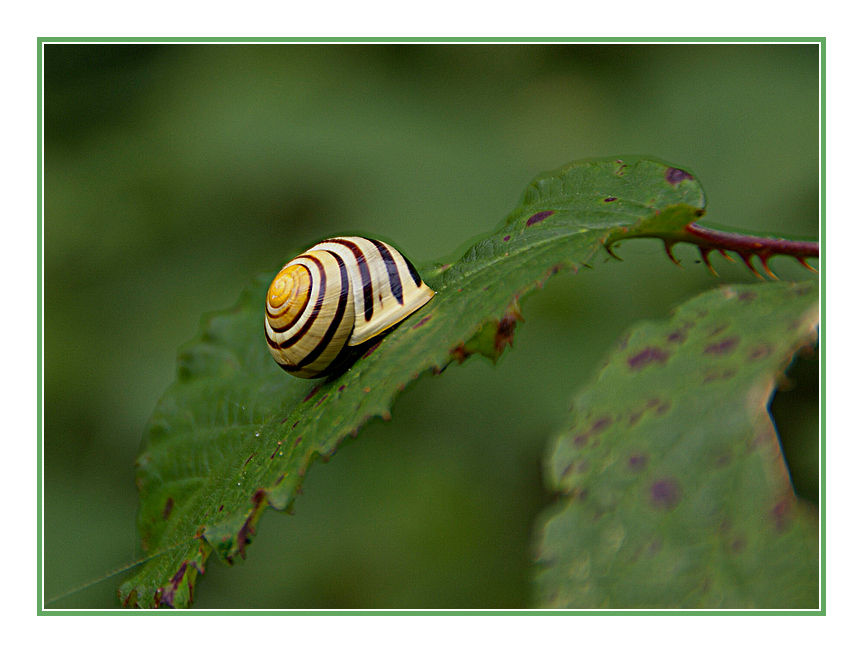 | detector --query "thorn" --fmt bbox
[605,242,624,261]
[664,241,682,267]
[741,254,765,280]
[759,254,779,280]
[797,257,818,273]
[719,249,736,262]
[699,247,718,276]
